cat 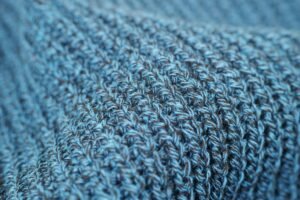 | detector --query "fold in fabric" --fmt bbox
[0,0,300,199]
